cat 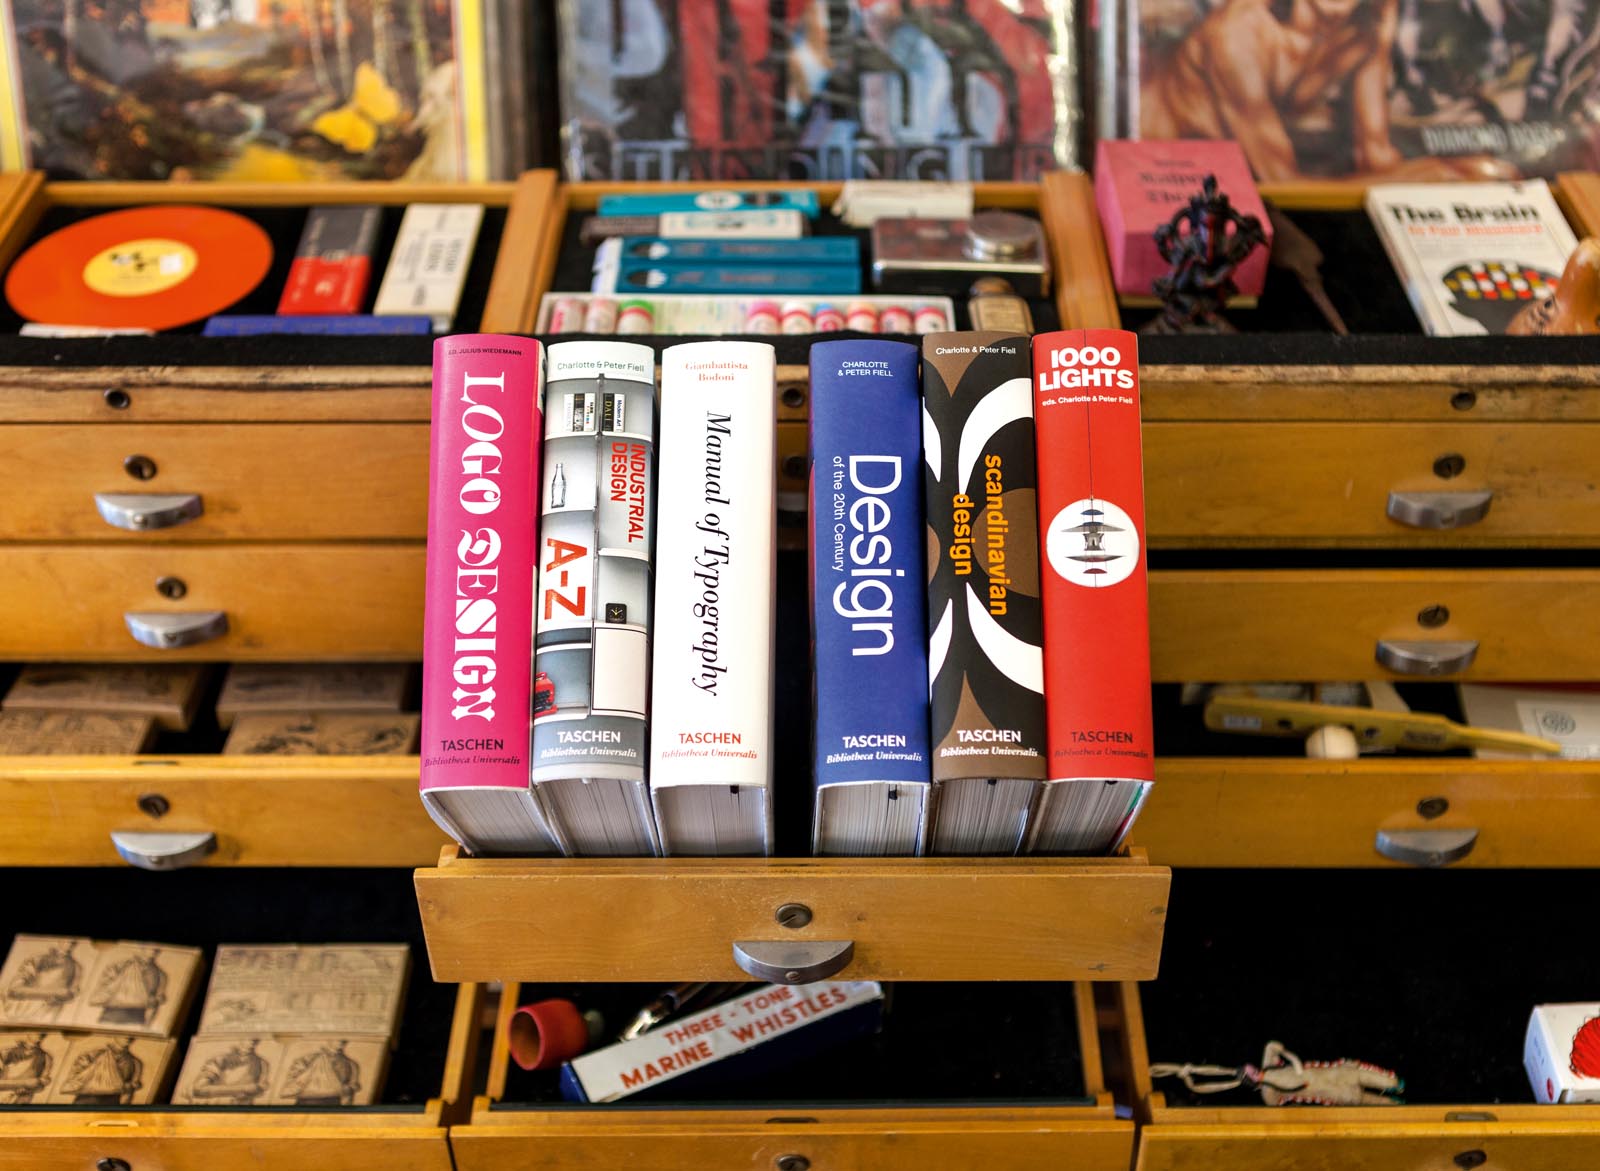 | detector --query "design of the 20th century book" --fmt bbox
[420,335,560,856]
[650,341,777,855]
[809,339,931,855]
[921,332,1047,854]
[531,341,661,856]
